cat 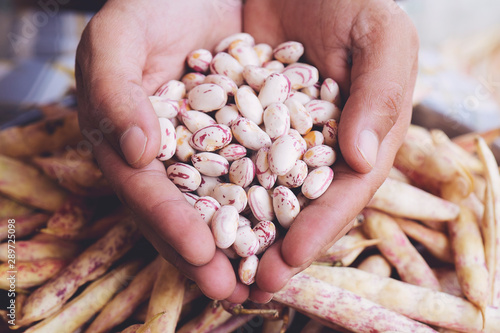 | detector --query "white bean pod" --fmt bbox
[286,90,313,105]
[214,104,241,127]
[263,60,285,73]
[235,85,264,125]
[301,84,320,99]
[253,220,276,254]
[203,74,238,97]
[232,225,260,258]
[231,117,271,151]
[188,83,227,112]
[148,96,179,118]
[210,52,244,86]
[189,124,232,152]
[194,196,221,224]
[154,80,186,100]
[273,41,304,64]
[238,215,252,228]
[263,102,290,140]
[253,43,273,66]
[285,98,312,135]
[258,73,291,109]
[183,192,199,206]
[322,119,338,147]
[211,205,239,249]
[303,130,324,150]
[303,145,337,168]
[181,110,217,134]
[273,185,300,229]
[242,65,271,92]
[255,147,277,190]
[277,159,308,188]
[239,255,259,285]
[305,99,341,125]
[166,162,202,192]
[181,72,206,92]
[247,185,275,222]
[212,183,248,213]
[301,166,334,200]
[282,63,319,89]
[175,125,195,163]
[214,33,255,53]
[196,175,223,197]
[157,117,177,161]
[268,134,302,176]
[228,39,260,67]
[320,78,341,105]
[186,49,213,73]
[191,152,229,177]
[218,143,247,162]
[229,157,255,188]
